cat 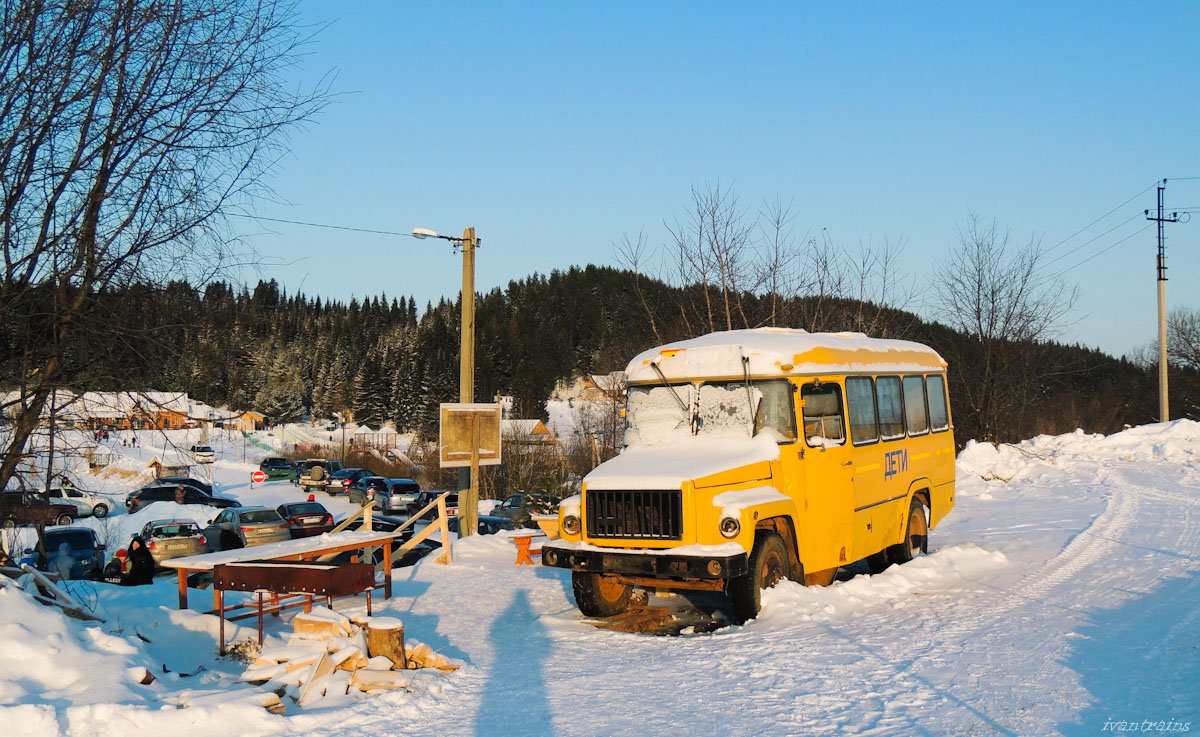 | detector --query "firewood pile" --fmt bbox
[238,607,460,710]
